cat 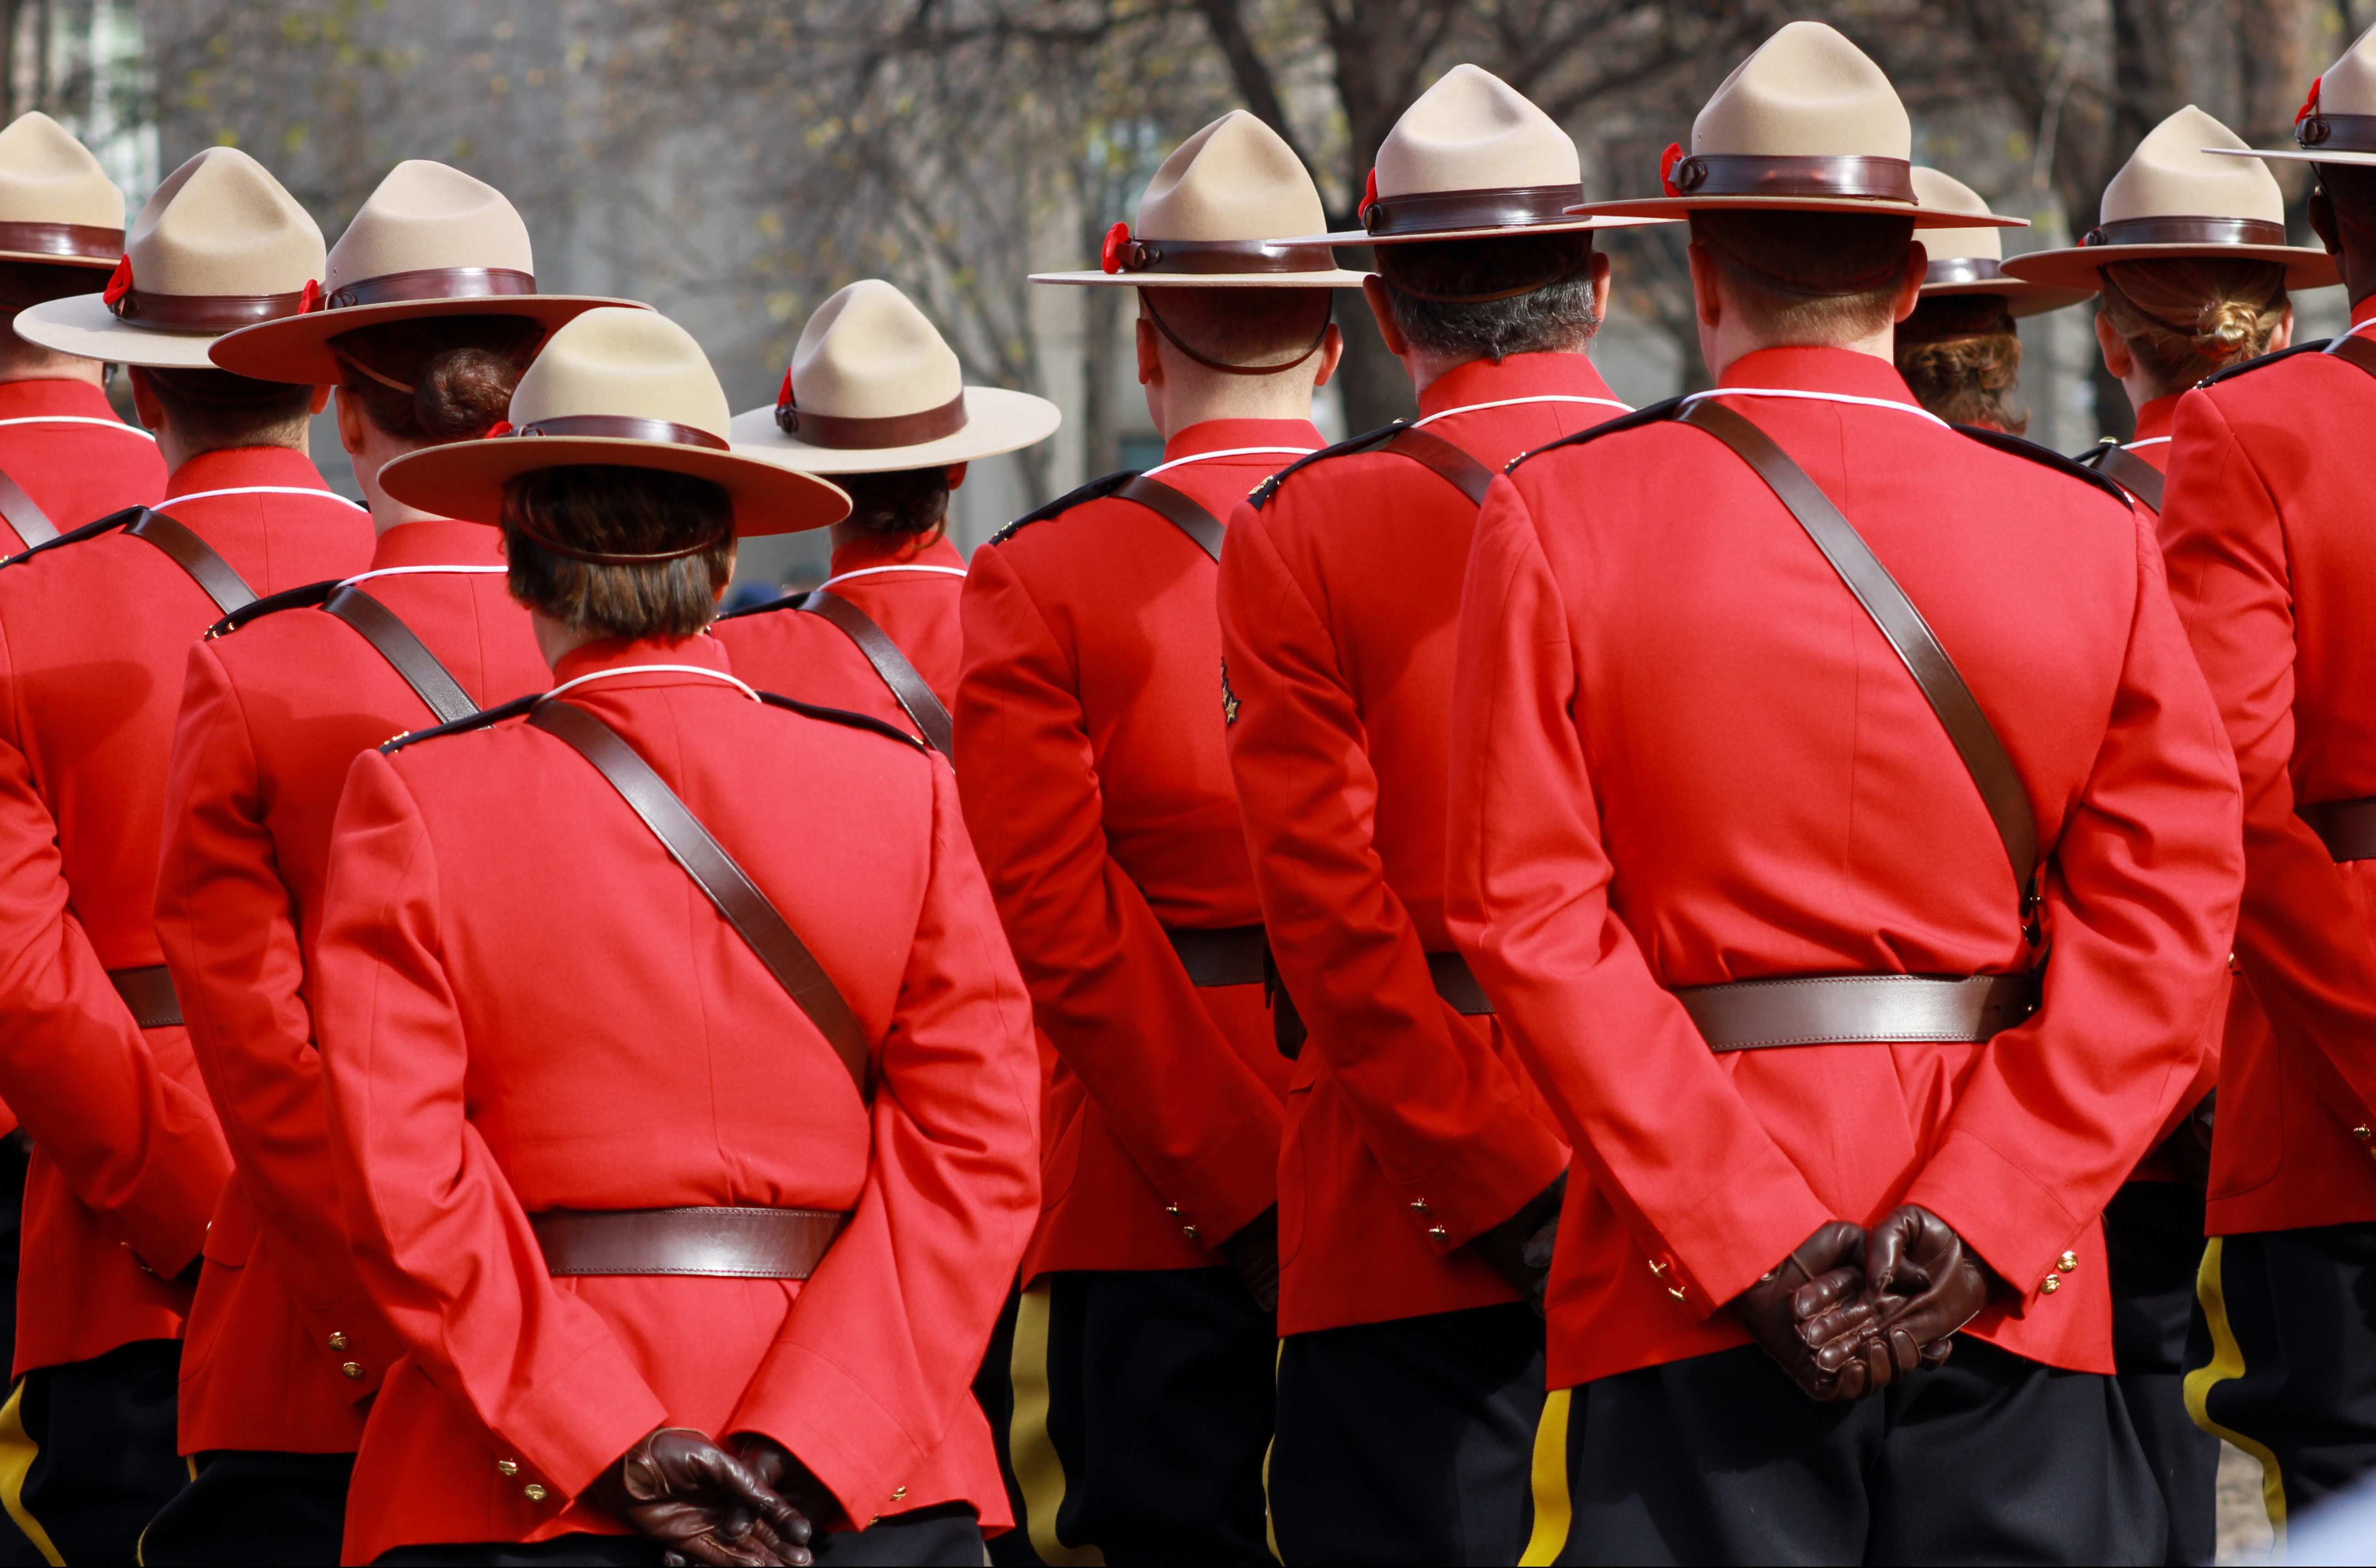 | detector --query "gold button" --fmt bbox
[890,1486,907,1502]
[2356,1126,2372,1141]
[328,1331,350,1351]
[1409,1199,1430,1214]
[523,1482,548,1502]
[340,1361,364,1379]
[2041,1276,2060,1295]
[497,1460,519,1477]
[1165,1203,1183,1215]
[2057,1251,2079,1273]
[1427,1225,1449,1240]
[1181,1225,1200,1240]
[1667,1285,1689,1303]
[1647,1258,1669,1276]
